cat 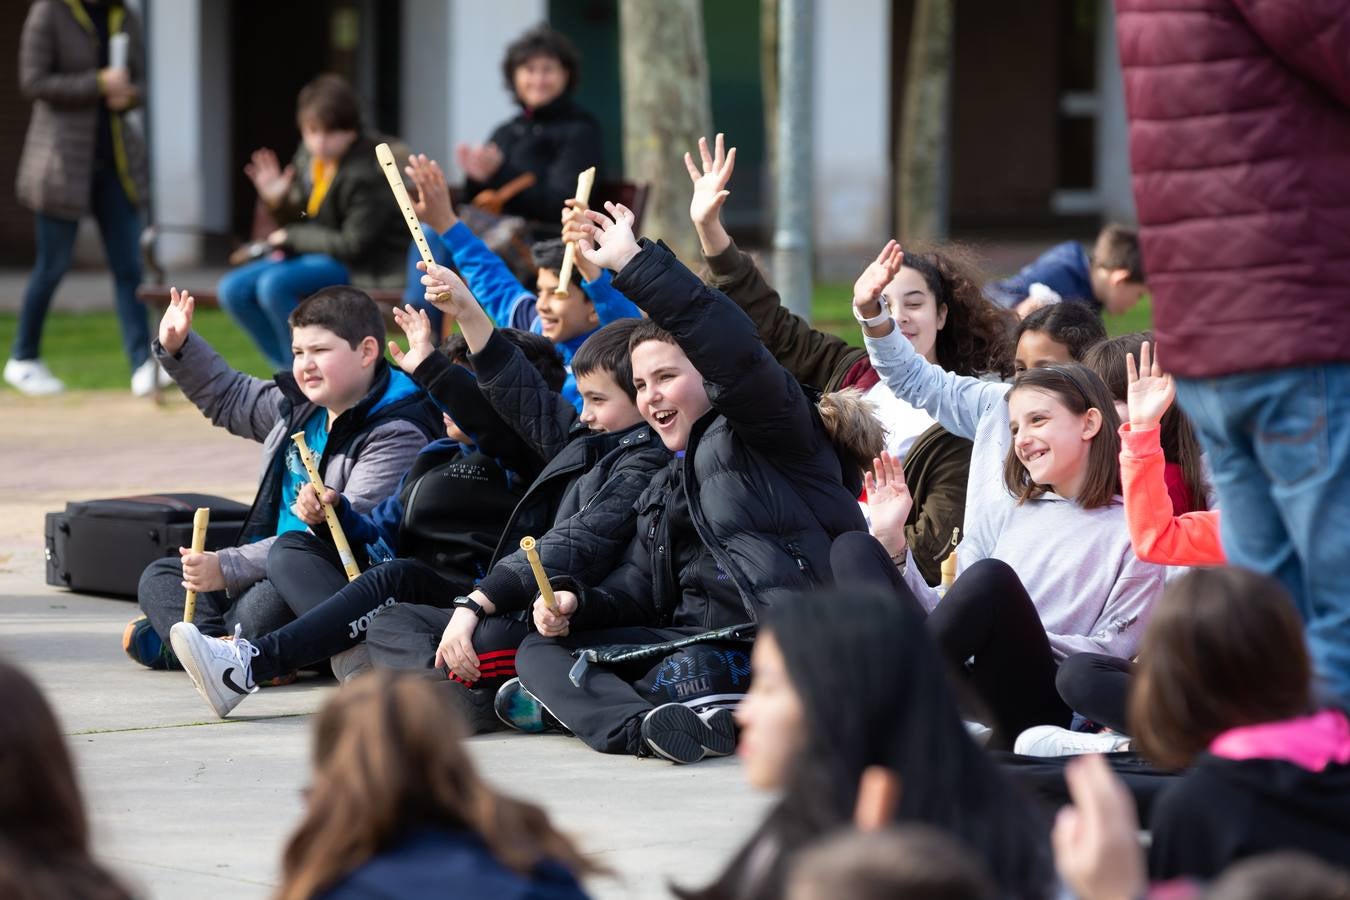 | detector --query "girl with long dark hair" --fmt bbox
[677,590,1053,900]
